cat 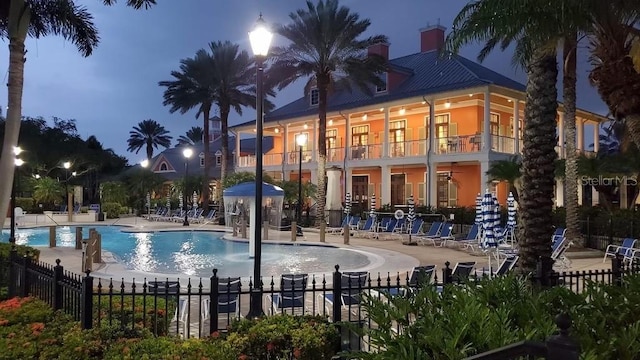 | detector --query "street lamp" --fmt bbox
[248,13,273,318]
[296,134,307,233]
[141,159,150,218]
[182,148,193,226]
[9,146,23,244]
